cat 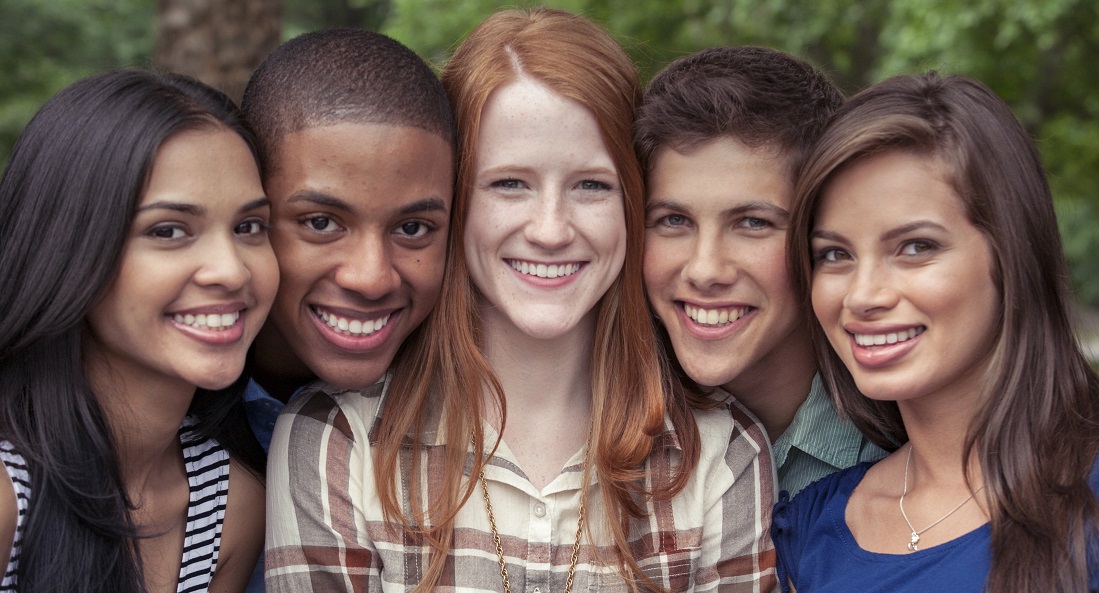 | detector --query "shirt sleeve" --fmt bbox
[265,389,380,593]
[700,399,779,593]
